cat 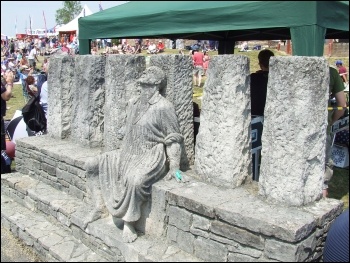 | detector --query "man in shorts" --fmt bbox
[28,46,39,68]
[192,50,204,87]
